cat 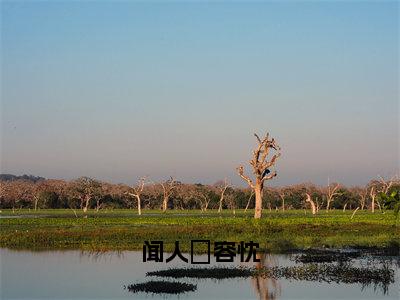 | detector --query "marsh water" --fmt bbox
[1,249,399,300]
